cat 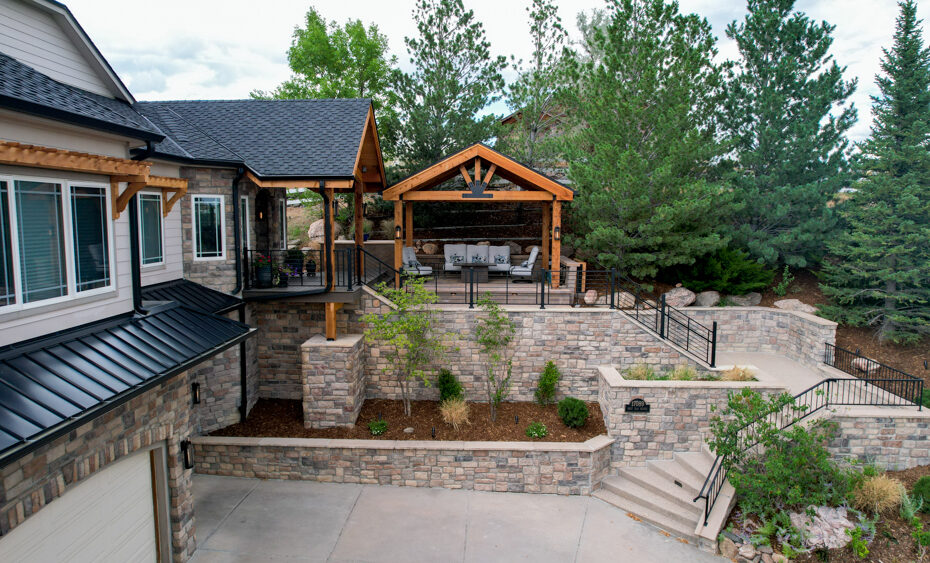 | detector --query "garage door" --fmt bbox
[0,450,160,562]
